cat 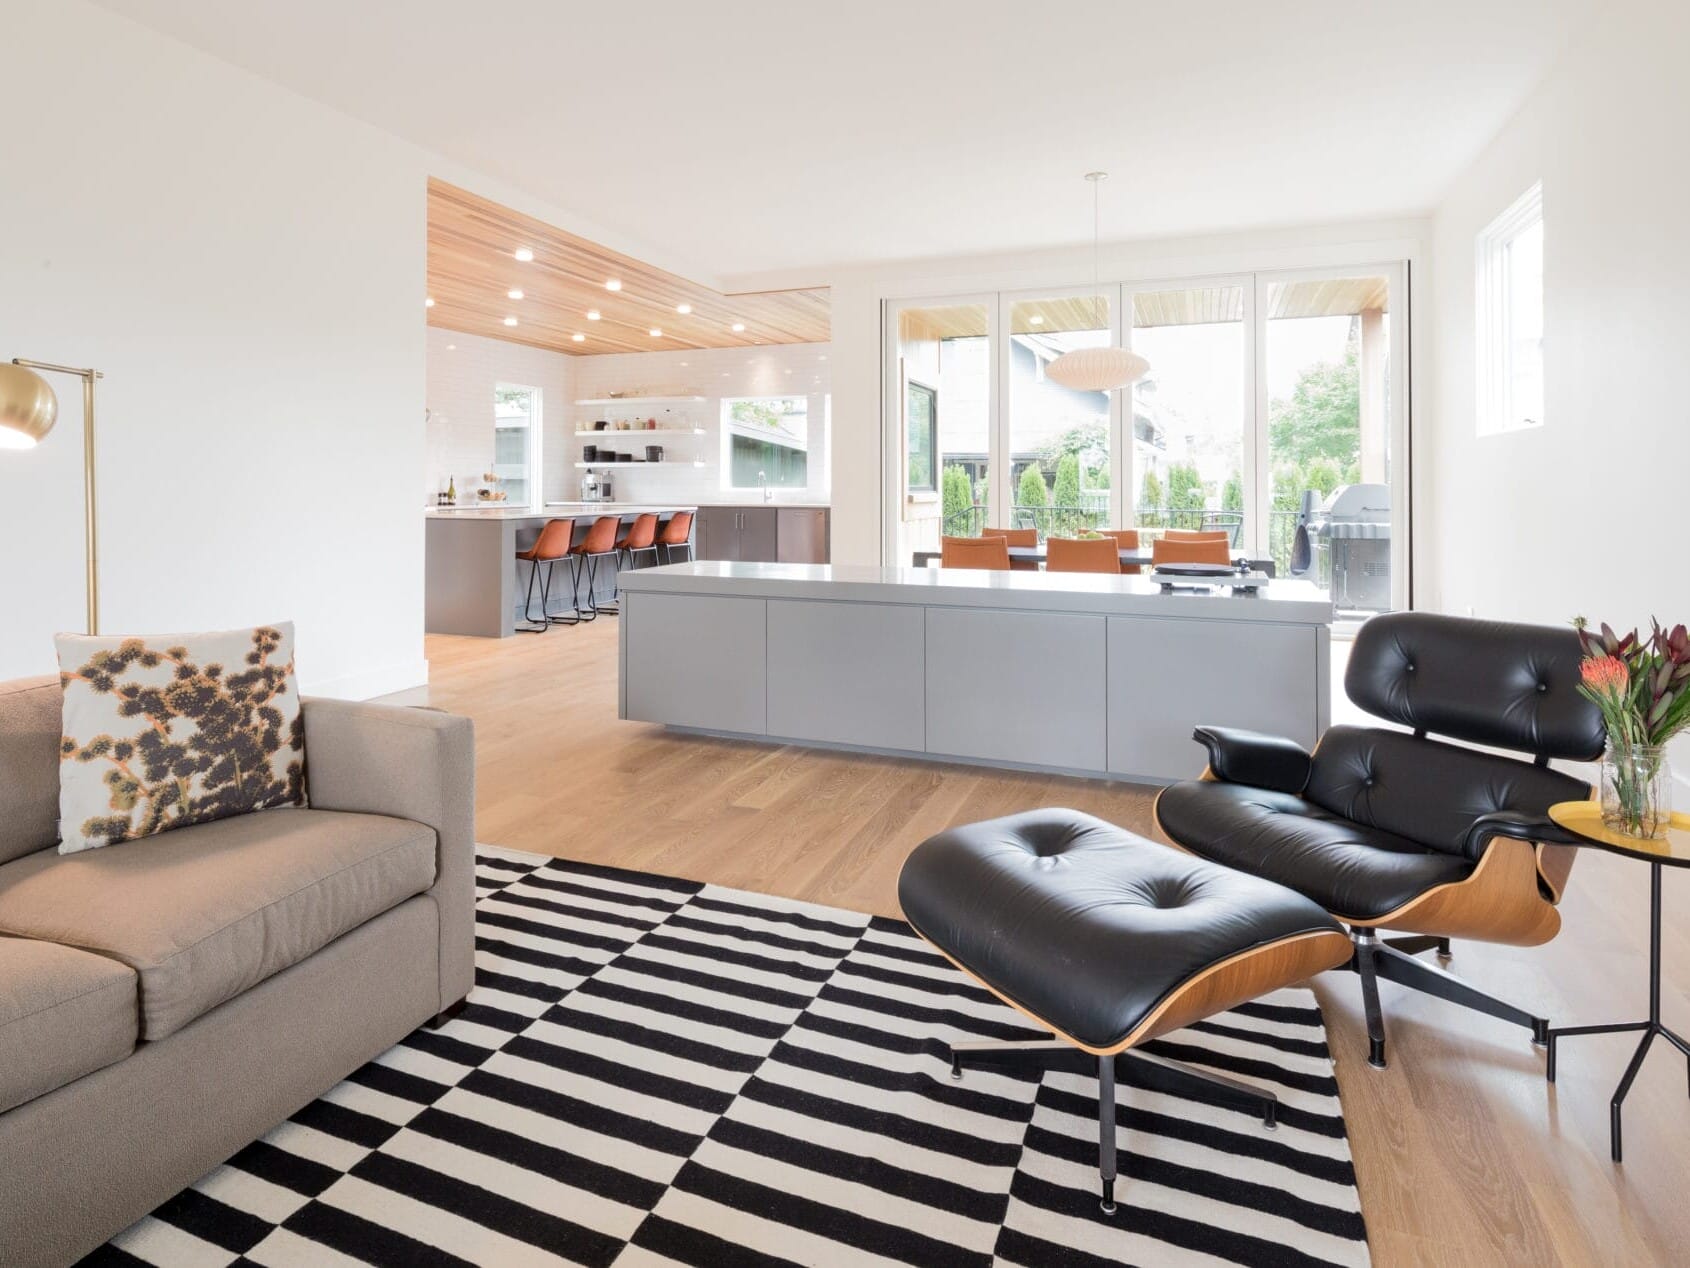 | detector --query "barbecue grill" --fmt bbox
[1290,482,1391,612]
